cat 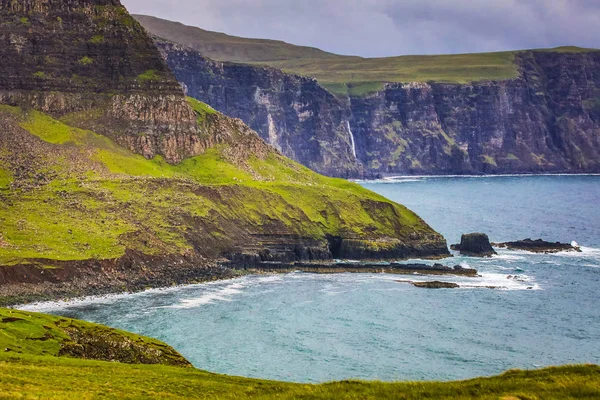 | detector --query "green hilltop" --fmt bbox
[134,15,597,96]
[0,100,438,294]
